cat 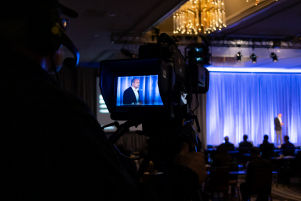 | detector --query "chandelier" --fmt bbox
[173,0,226,35]
[246,0,261,6]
